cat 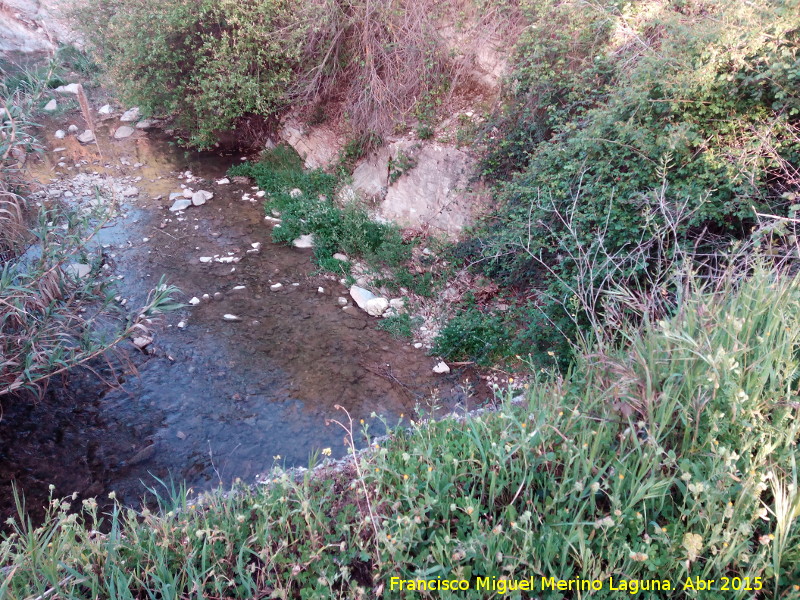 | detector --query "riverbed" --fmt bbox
[0,112,488,522]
